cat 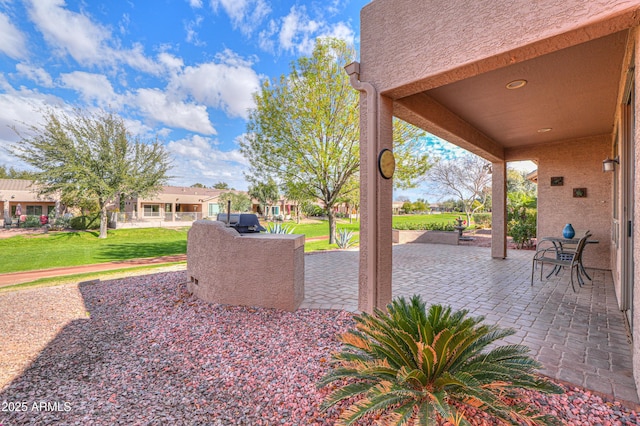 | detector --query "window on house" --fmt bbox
[143,204,161,217]
[26,205,43,216]
[208,203,219,216]
[165,204,172,213]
